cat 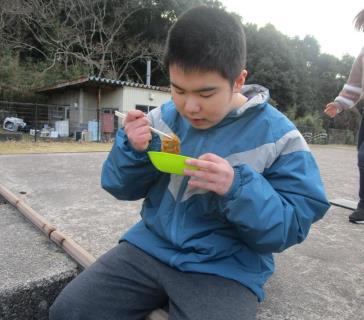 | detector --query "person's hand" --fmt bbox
[324,102,341,118]
[123,110,152,152]
[184,153,234,196]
